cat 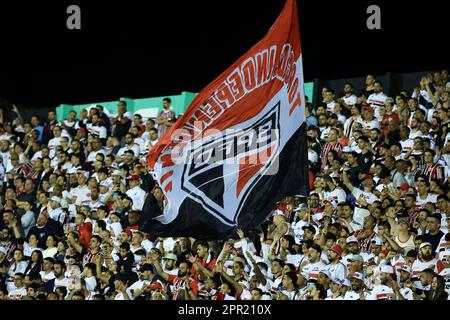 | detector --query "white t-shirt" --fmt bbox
[367,285,394,300]
[342,94,357,106]
[126,186,146,211]
[416,193,438,207]
[48,137,63,150]
[352,187,379,204]
[324,188,347,204]
[86,123,107,139]
[87,149,106,163]
[68,185,91,206]
[114,288,135,300]
[367,92,388,118]
[302,260,327,282]
[326,262,348,283]
[360,119,380,130]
